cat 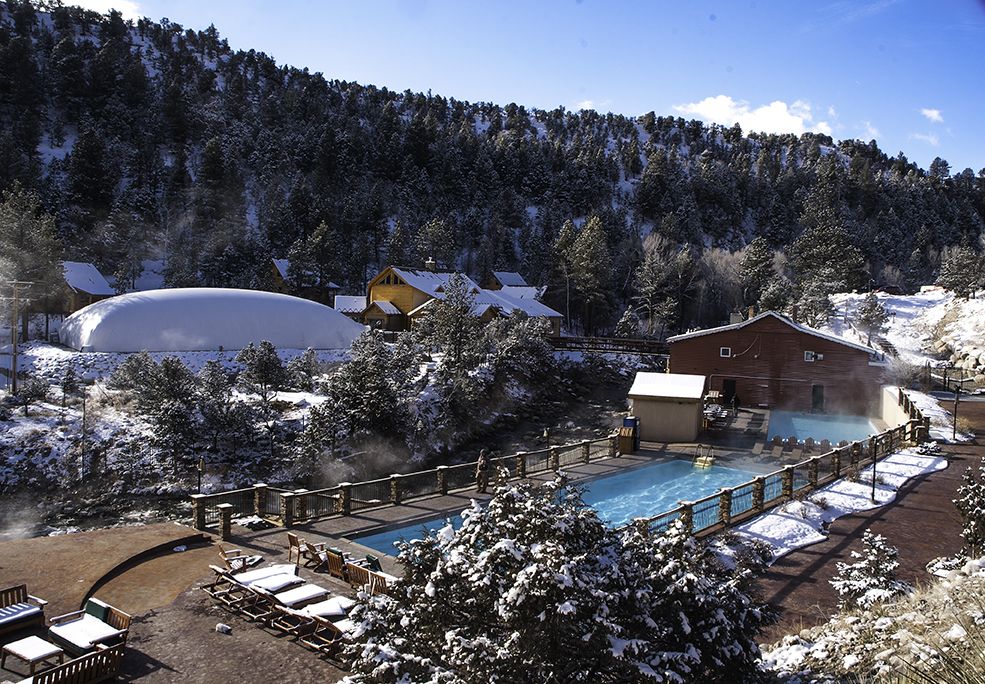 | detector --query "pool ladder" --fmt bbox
[693,445,716,469]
